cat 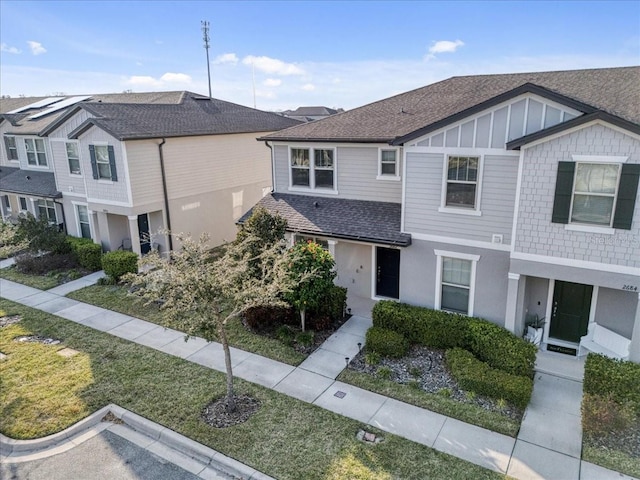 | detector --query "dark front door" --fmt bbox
[137,214,151,255]
[549,280,593,343]
[376,247,400,299]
